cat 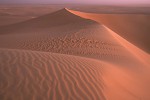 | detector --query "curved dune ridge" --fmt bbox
[68,9,150,53]
[0,8,150,100]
